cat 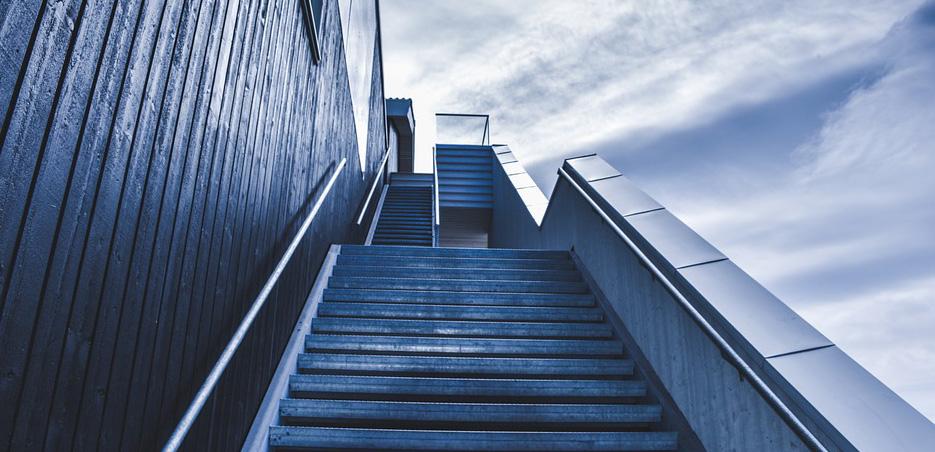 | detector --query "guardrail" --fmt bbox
[435,113,489,146]
[556,166,826,452]
[163,158,347,452]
